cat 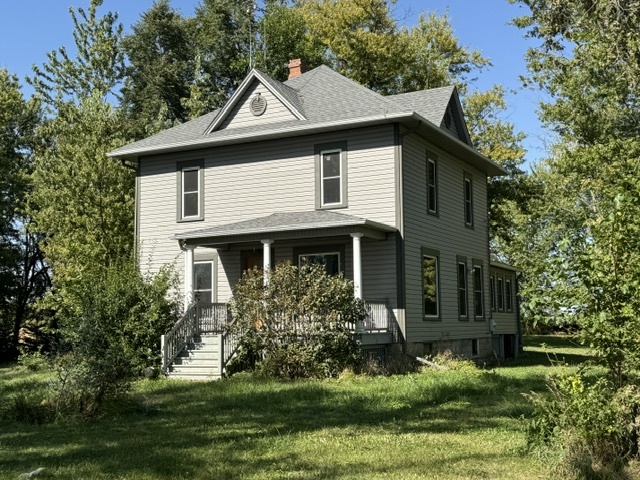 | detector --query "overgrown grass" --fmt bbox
[0,336,590,479]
